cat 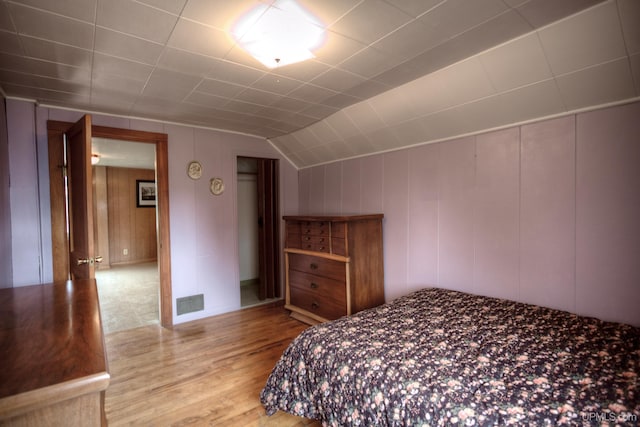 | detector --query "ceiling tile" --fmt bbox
[308,120,341,144]
[269,96,312,113]
[342,79,389,99]
[343,102,386,132]
[251,74,303,95]
[7,3,94,49]
[372,20,444,64]
[382,0,444,18]
[11,0,97,22]
[20,36,92,68]
[299,103,340,119]
[324,110,363,139]
[142,68,203,101]
[617,0,640,55]
[555,58,636,111]
[516,0,606,28]
[91,72,146,96]
[0,53,90,82]
[181,0,261,30]
[368,88,418,126]
[630,54,640,93]
[417,0,509,44]
[455,79,565,132]
[313,30,367,66]
[337,46,398,79]
[196,78,246,98]
[97,0,179,43]
[234,87,282,105]
[330,0,412,45]
[136,0,188,15]
[207,59,266,85]
[167,18,232,58]
[322,92,361,109]
[538,1,627,76]
[94,27,164,65]
[271,59,331,81]
[0,32,25,55]
[0,3,15,31]
[92,53,154,81]
[157,48,218,77]
[289,83,338,104]
[479,33,553,92]
[364,127,402,151]
[296,0,361,27]
[184,91,230,108]
[310,68,366,92]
